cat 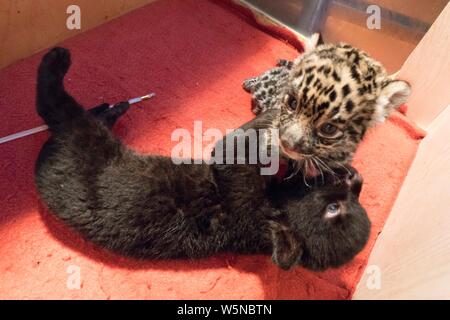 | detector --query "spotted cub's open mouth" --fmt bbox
[279,141,321,178]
